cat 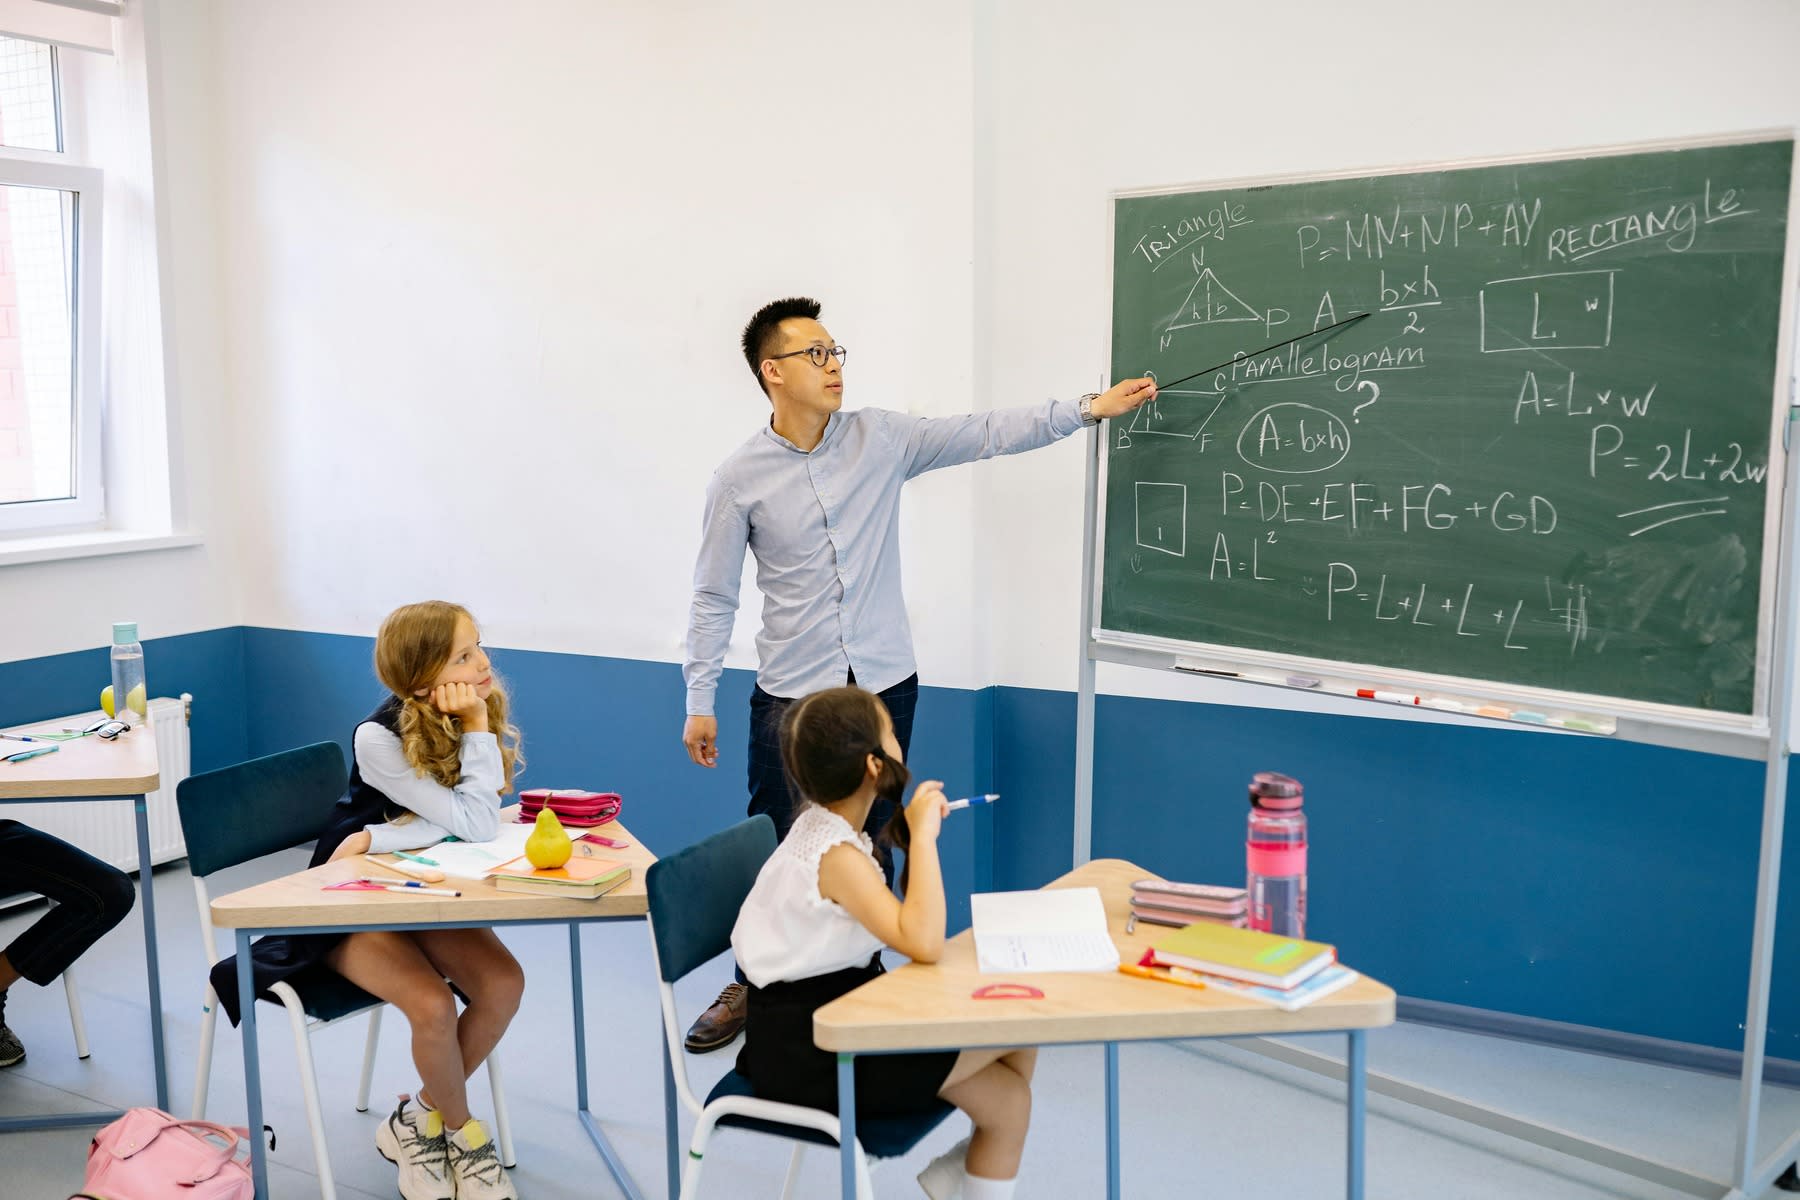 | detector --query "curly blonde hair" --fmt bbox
[374,601,524,792]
